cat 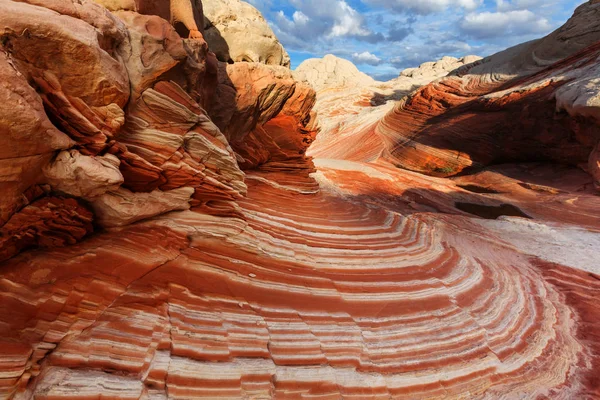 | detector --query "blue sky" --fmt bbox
[247,0,586,80]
